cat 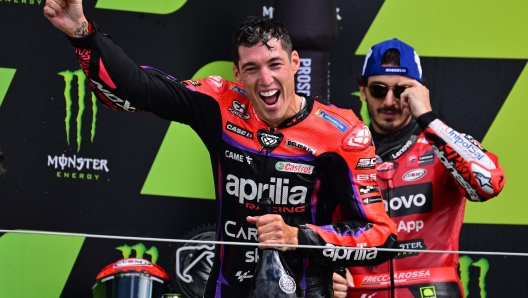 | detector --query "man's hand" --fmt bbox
[398,79,432,118]
[246,214,298,252]
[44,0,89,38]
[332,269,353,298]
